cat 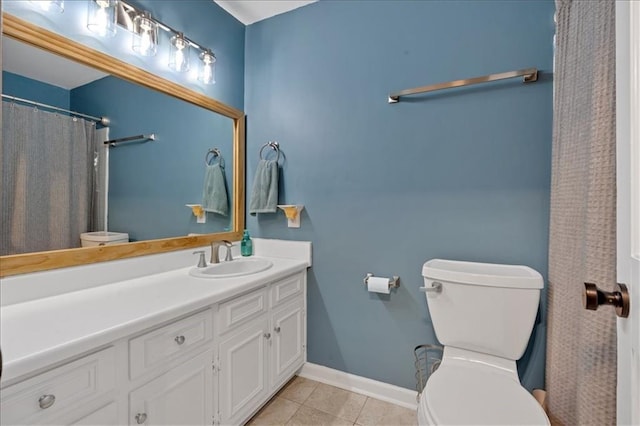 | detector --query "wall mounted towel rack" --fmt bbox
[259,141,281,163]
[105,134,156,147]
[205,148,223,166]
[388,68,538,103]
